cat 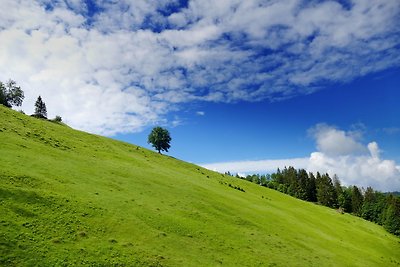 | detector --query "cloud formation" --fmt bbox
[307,125,400,191]
[1,0,399,134]
[202,124,400,192]
[308,123,366,156]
